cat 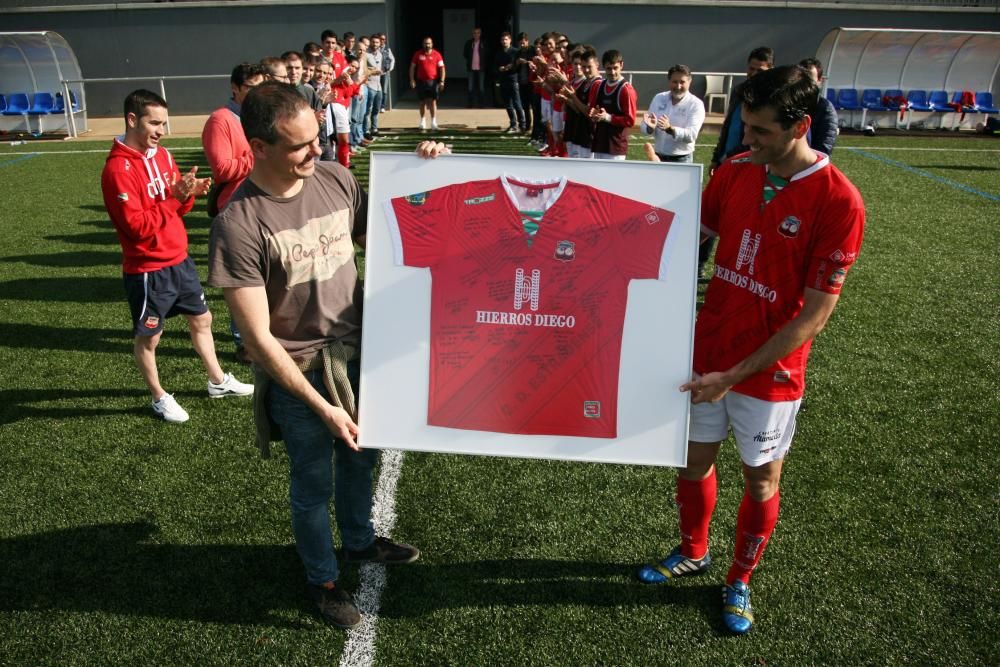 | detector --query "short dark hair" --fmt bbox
[581,47,598,63]
[320,30,337,43]
[517,32,529,42]
[241,81,311,144]
[501,31,512,40]
[123,89,167,121]
[748,46,774,66]
[343,31,355,41]
[740,65,818,129]
[231,62,265,87]
[798,57,823,80]
[259,57,286,80]
[667,64,691,79]
[602,49,623,66]
[282,50,302,63]
[303,41,322,56]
